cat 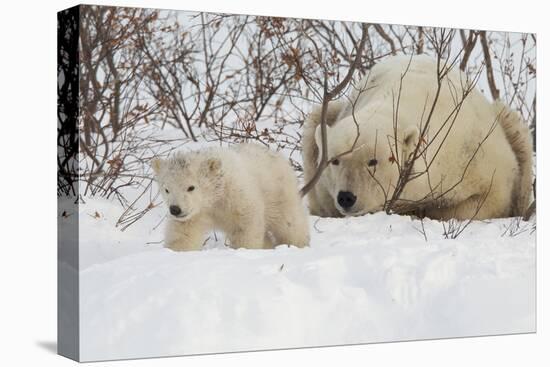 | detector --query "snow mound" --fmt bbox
[72,200,535,362]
